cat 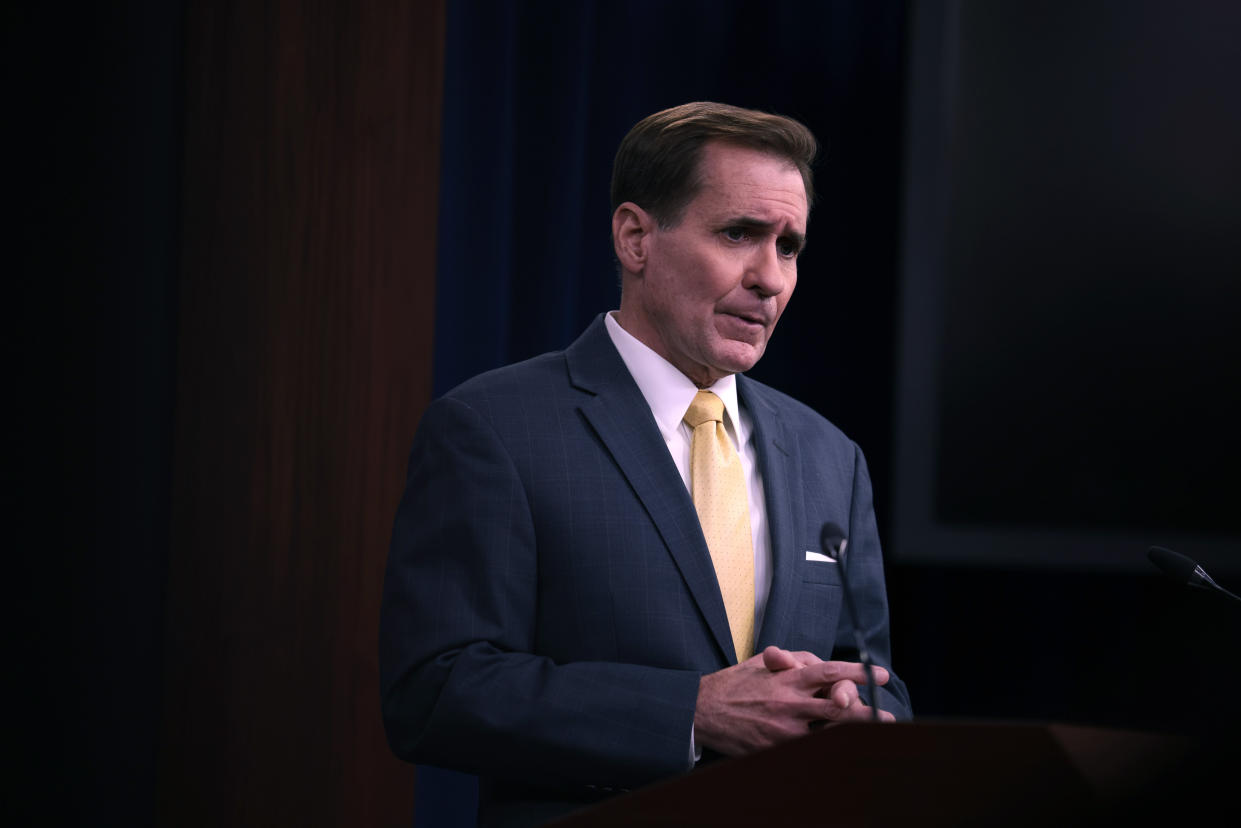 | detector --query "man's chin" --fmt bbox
[711,341,766,376]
